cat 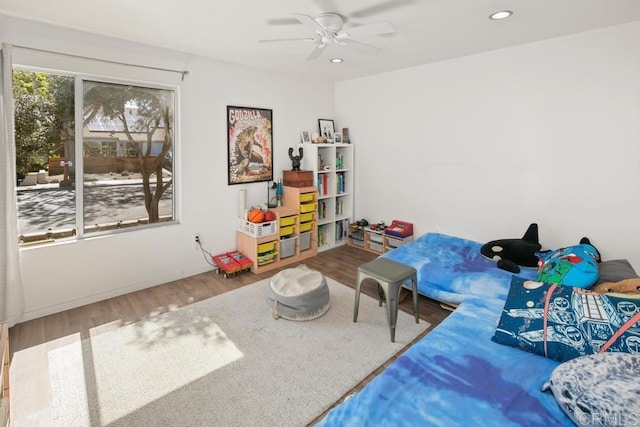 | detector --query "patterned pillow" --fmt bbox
[537,244,600,288]
[492,276,640,362]
[541,353,640,426]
